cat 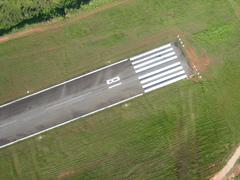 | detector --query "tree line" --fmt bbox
[0,0,91,35]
